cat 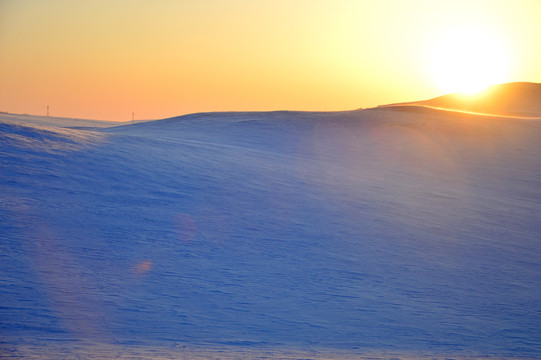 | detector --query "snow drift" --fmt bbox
[1,103,541,359]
